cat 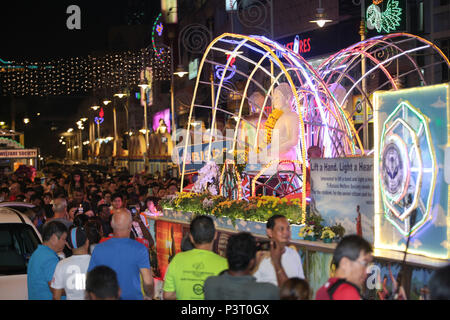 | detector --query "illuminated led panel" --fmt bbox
[379,101,436,237]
